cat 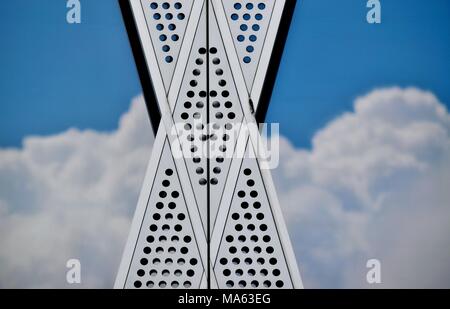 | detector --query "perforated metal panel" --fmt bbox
[124,139,204,289]
[208,12,244,229]
[221,0,275,93]
[116,0,302,290]
[172,3,209,232]
[141,0,194,91]
[213,138,293,289]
